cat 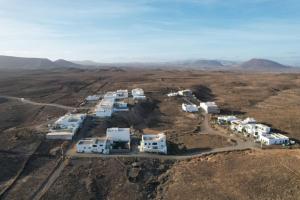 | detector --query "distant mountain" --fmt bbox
[0,55,82,69]
[53,59,82,68]
[175,59,224,68]
[237,58,291,72]
[72,60,102,66]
